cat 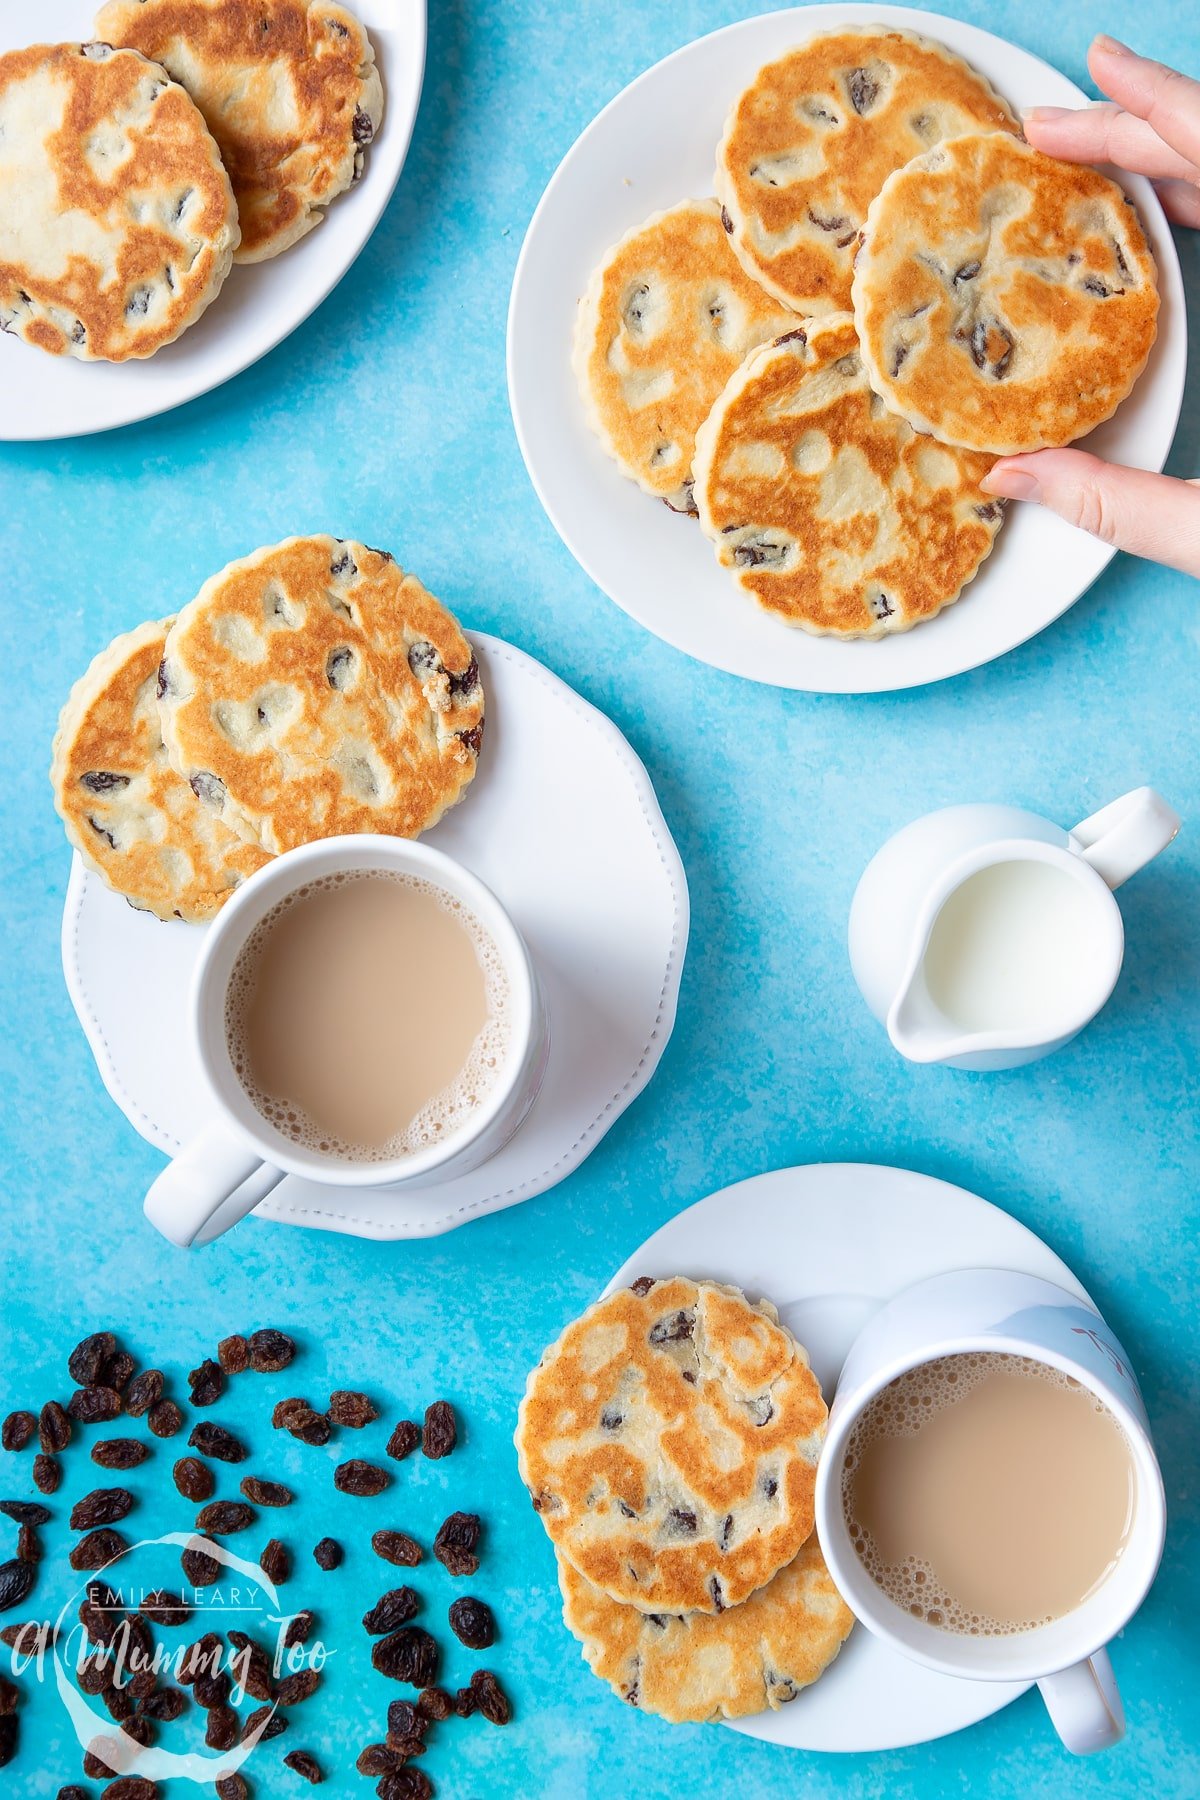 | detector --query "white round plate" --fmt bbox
[508,4,1187,693]
[603,1163,1097,1751]
[61,634,689,1238]
[0,0,426,441]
